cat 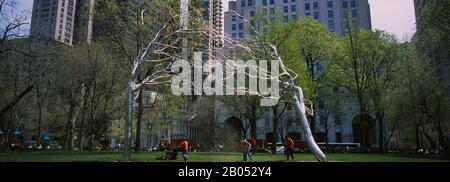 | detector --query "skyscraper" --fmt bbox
[30,0,94,46]
[30,0,77,45]
[73,0,95,44]
[225,0,372,39]
[204,0,223,58]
